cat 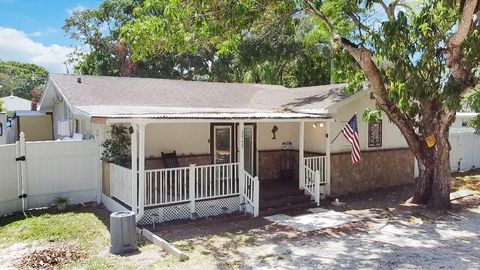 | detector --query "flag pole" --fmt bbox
[330,130,343,144]
[330,113,357,145]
